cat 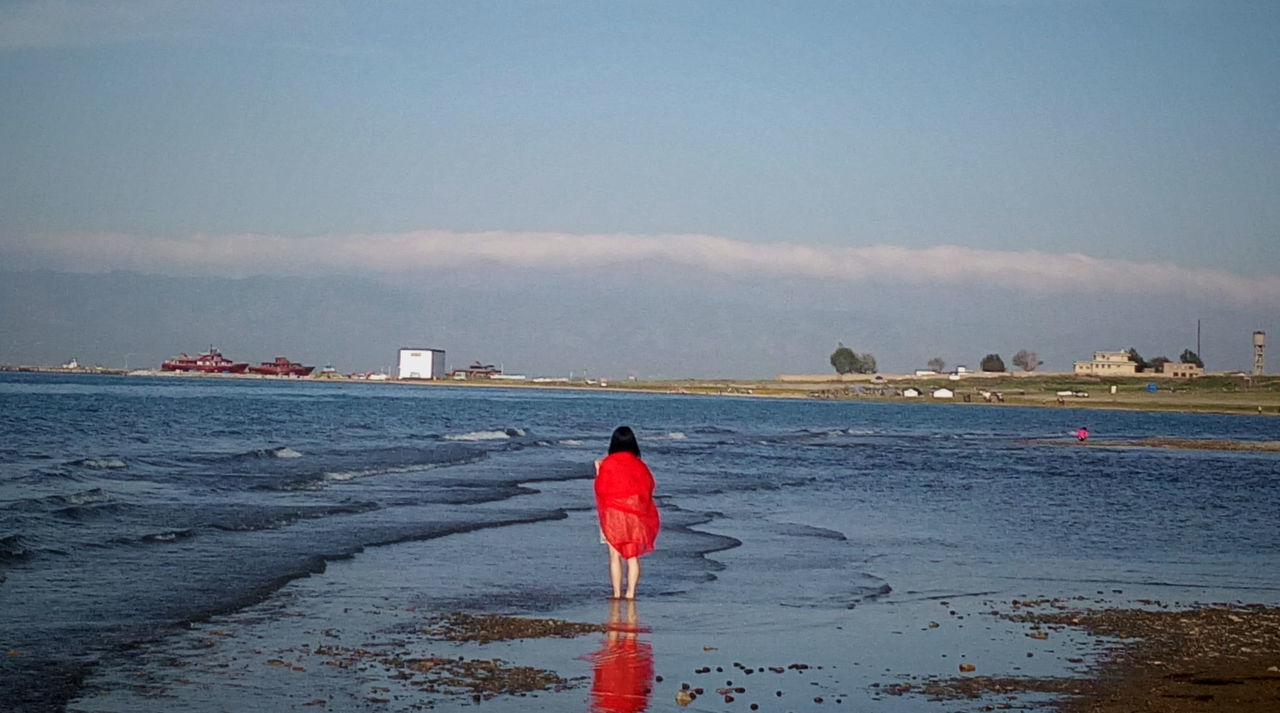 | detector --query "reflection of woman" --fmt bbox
[588,599,654,713]
[594,426,660,599]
